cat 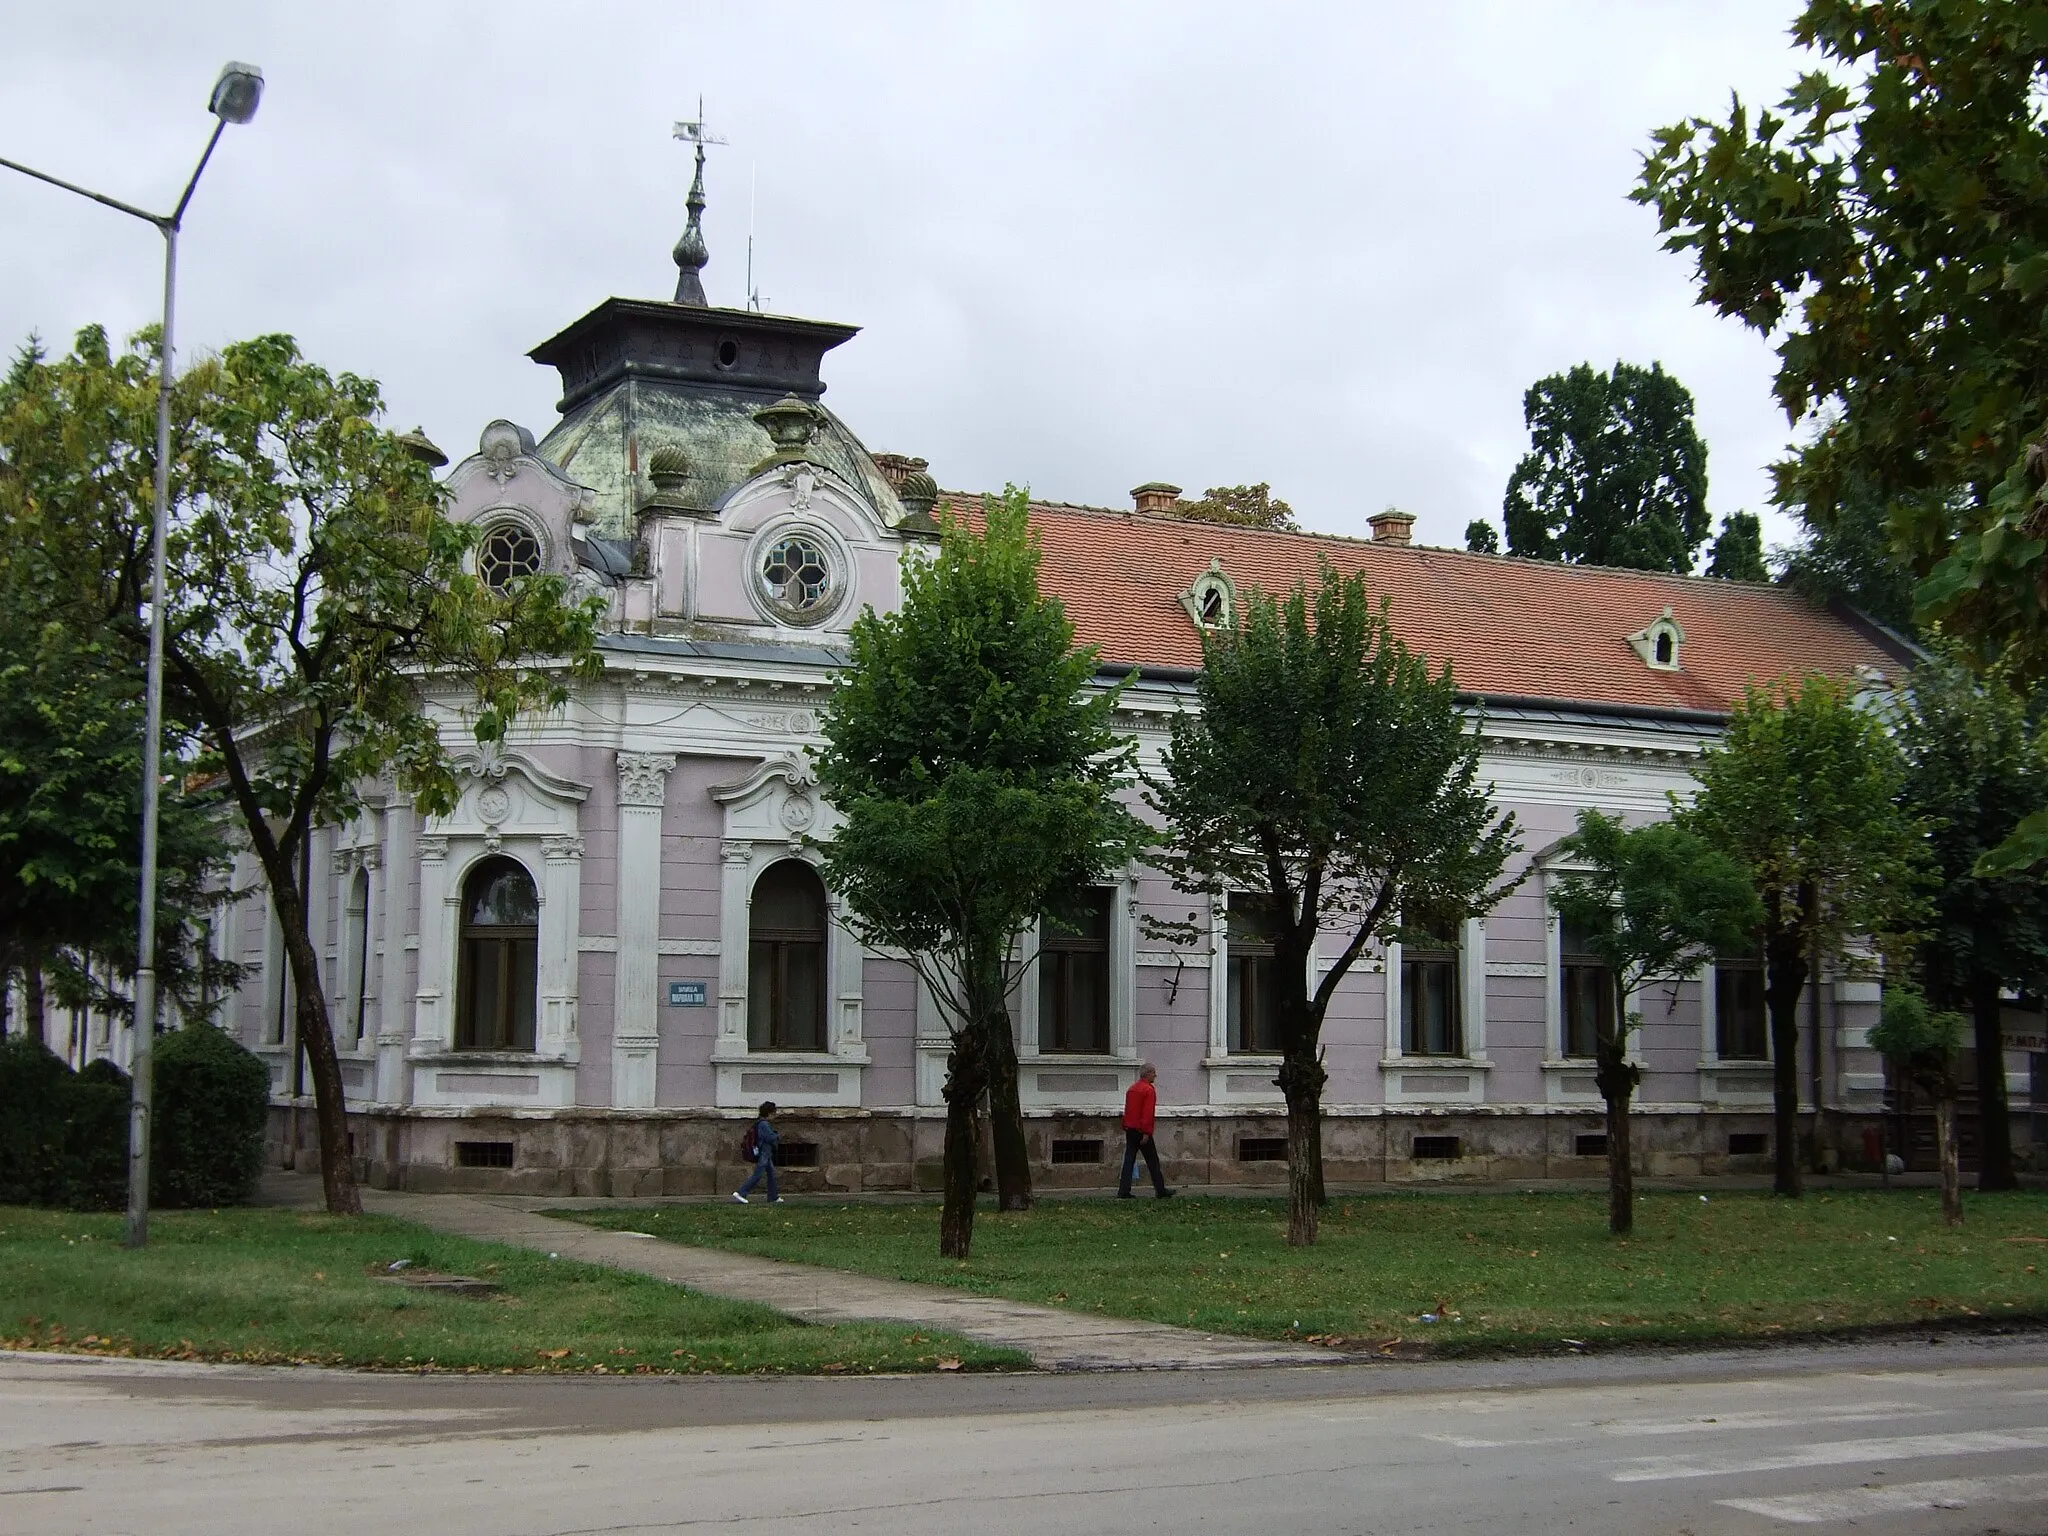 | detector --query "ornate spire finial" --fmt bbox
[671,99,725,307]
